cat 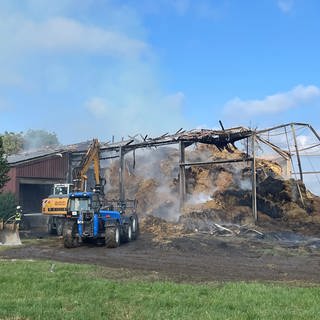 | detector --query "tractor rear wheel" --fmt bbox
[105,224,120,248]
[122,223,132,243]
[131,215,139,240]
